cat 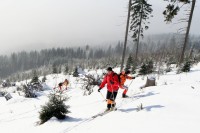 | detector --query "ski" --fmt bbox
[61,108,117,133]
[91,108,117,119]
